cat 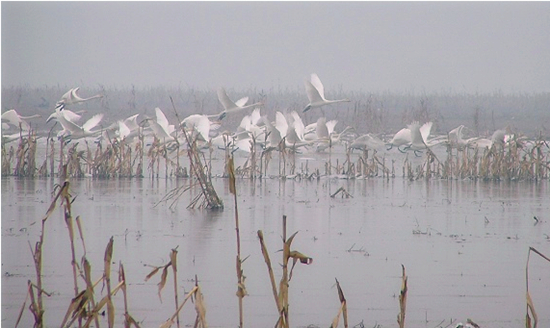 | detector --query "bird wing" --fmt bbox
[391,128,411,146]
[262,116,282,146]
[249,108,261,125]
[124,114,140,131]
[195,116,211,141]
[419,122,433,142]
[60,88,75,103]
[238,115,251,131]
[82,113,104,132]
[63,110,83,123]
[290,111,305,140]
[316,117,329,139]
[325,120,338,135]
[310,73,325,99]
[57,111,82,133]
[155,107,170,131]
[275,111,288,138]
[234,97,249,108]
[71,87,85,101]
[118,120,131,140]
[217,88,236,111]
[1,110,22,126]
[407,122,425,145]
[304,80,324,104]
